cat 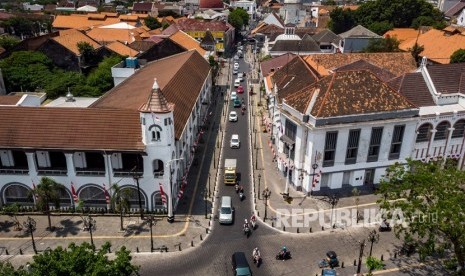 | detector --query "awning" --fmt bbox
[280,134,295,145]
